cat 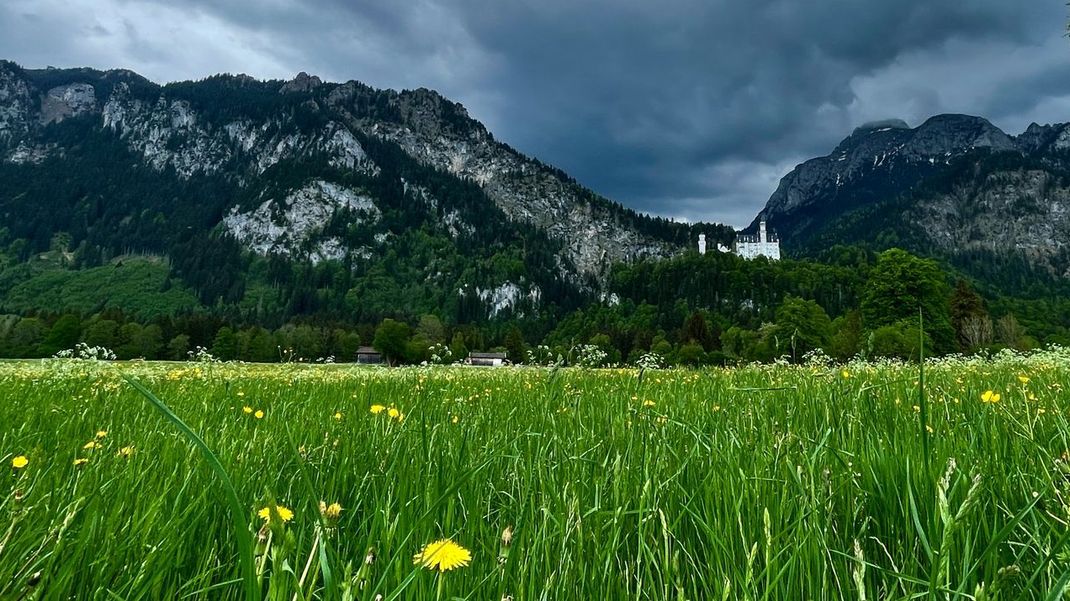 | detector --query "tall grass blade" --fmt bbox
[124,375,260,601]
